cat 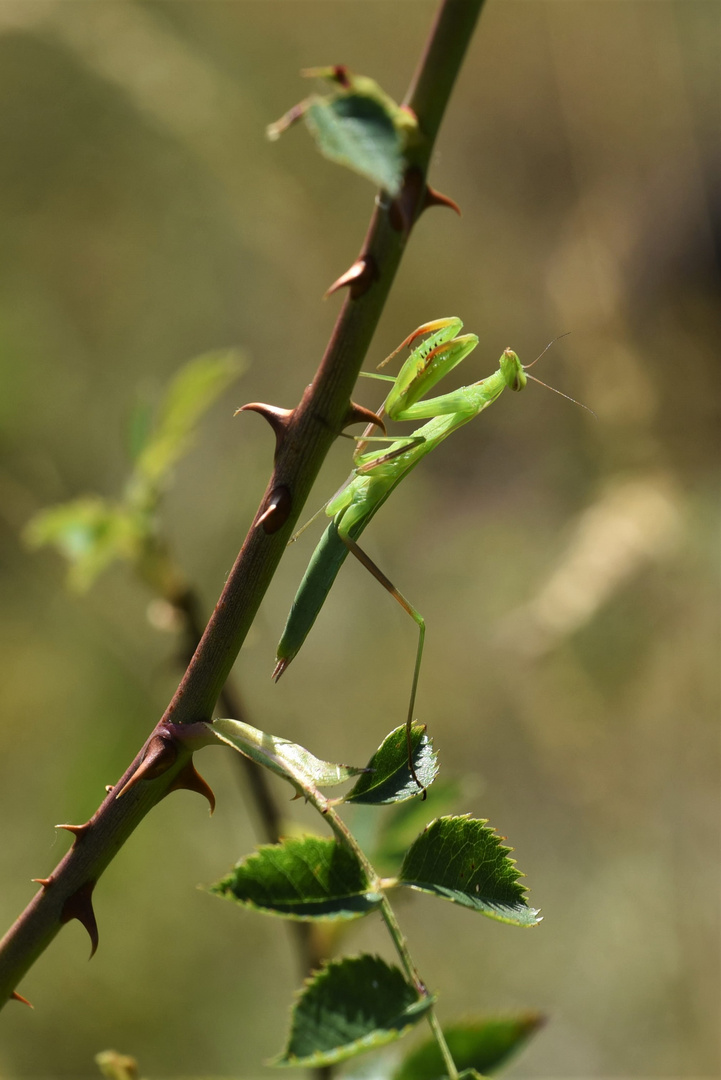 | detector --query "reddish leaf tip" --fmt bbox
[272,657,290,682]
